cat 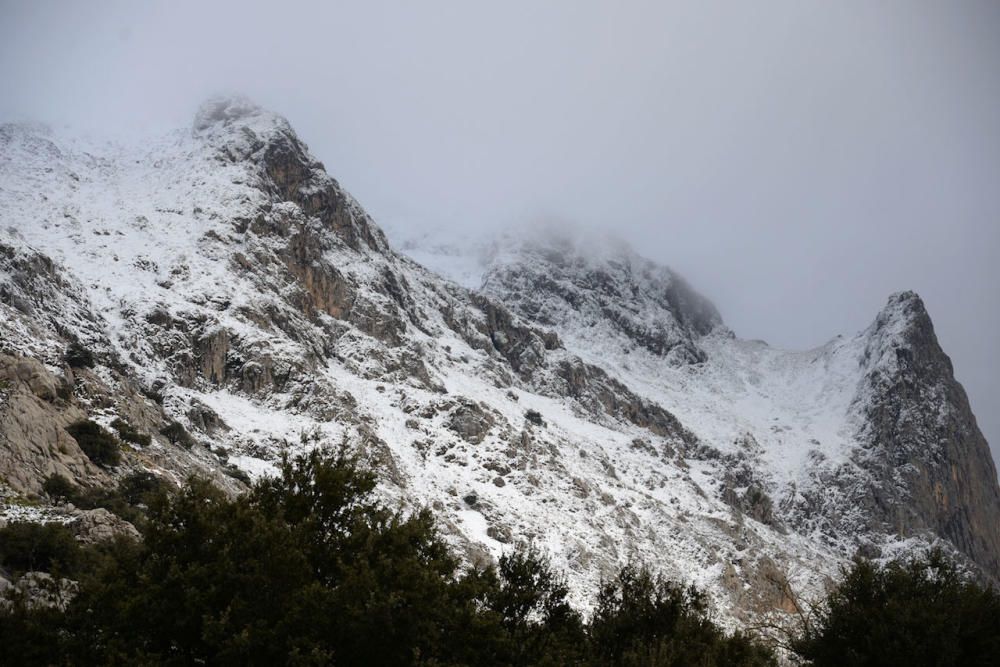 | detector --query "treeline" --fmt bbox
[0,450,997,666]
